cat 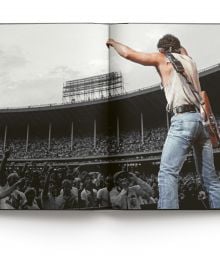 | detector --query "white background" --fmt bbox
[1,2,220,280]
